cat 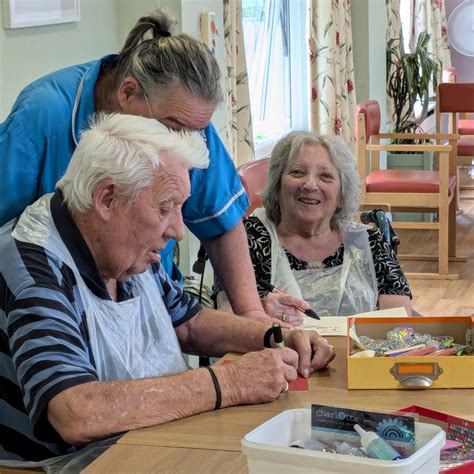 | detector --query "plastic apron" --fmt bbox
[254,208,378,317]
[13,194,188,380]
[3,194,188,472]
